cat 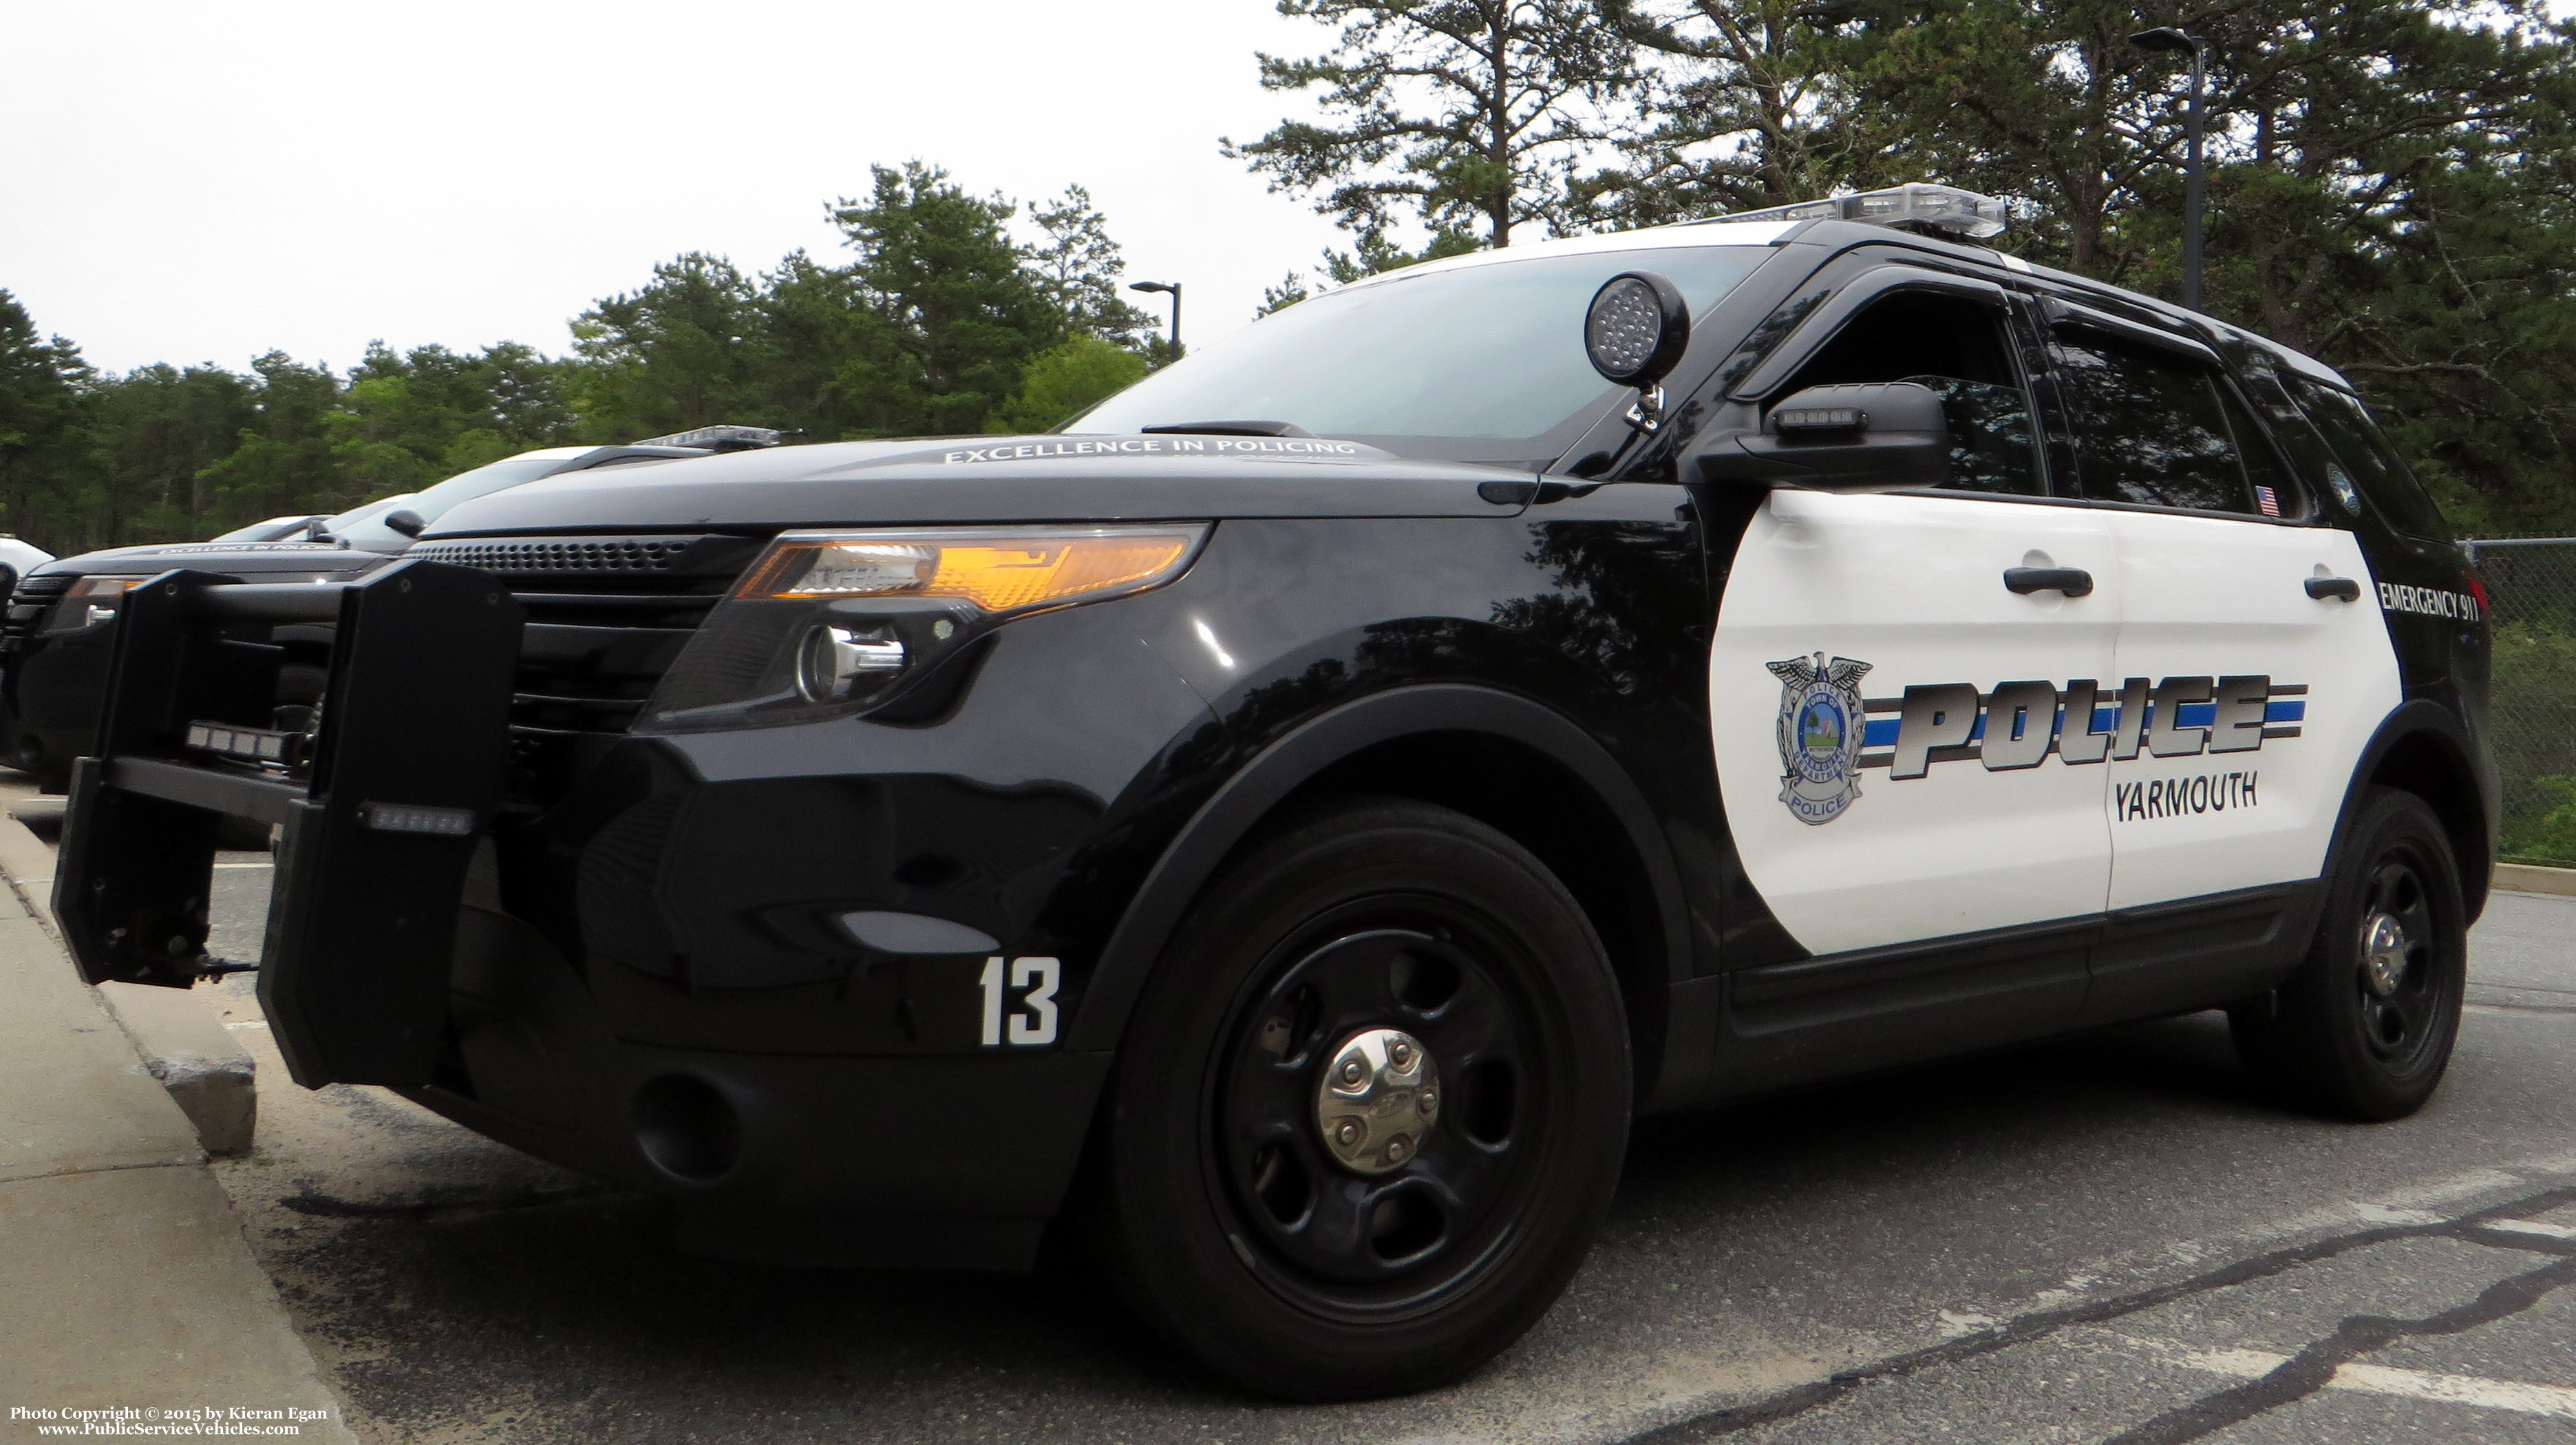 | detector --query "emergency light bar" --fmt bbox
[634,424,783,452]
[1705,183,2010,240]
